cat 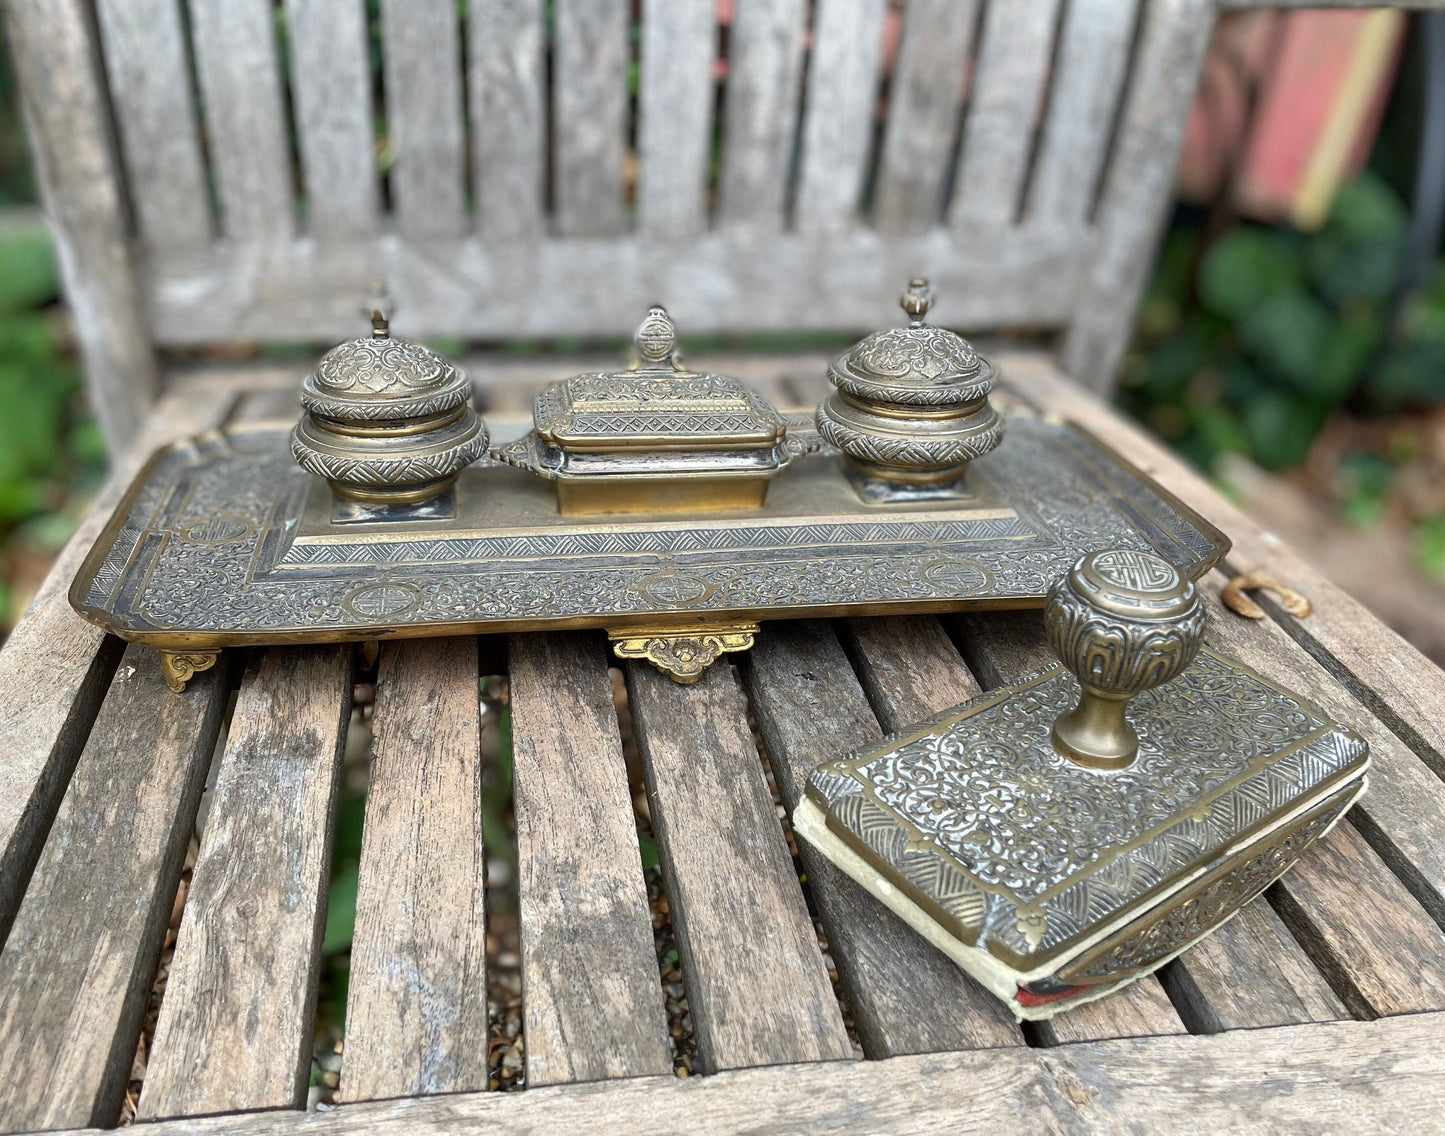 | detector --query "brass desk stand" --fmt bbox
[795,550,1369,1018]
[69,288,1229,690]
